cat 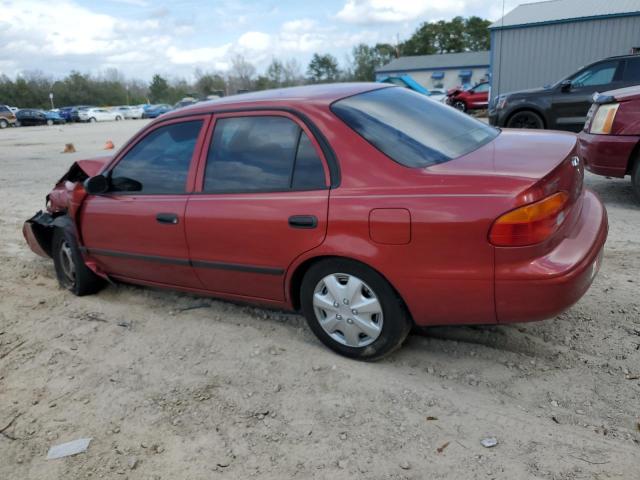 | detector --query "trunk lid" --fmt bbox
[428,129,583,204]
